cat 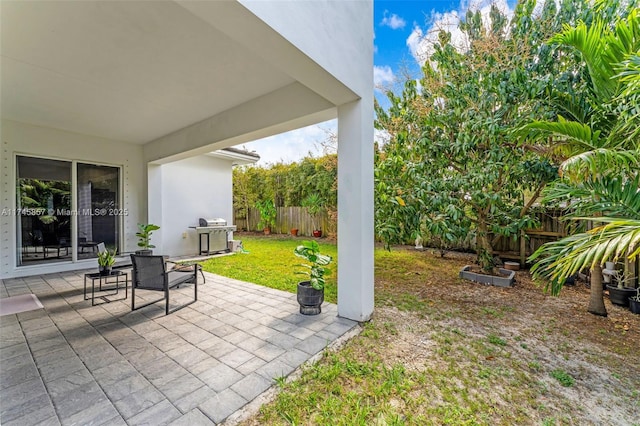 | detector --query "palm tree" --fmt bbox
[524,7,640,316]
